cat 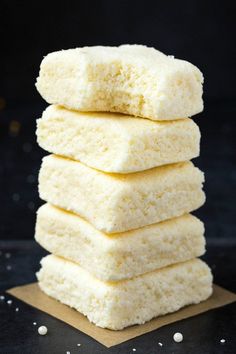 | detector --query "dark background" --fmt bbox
[0,0,235,241]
